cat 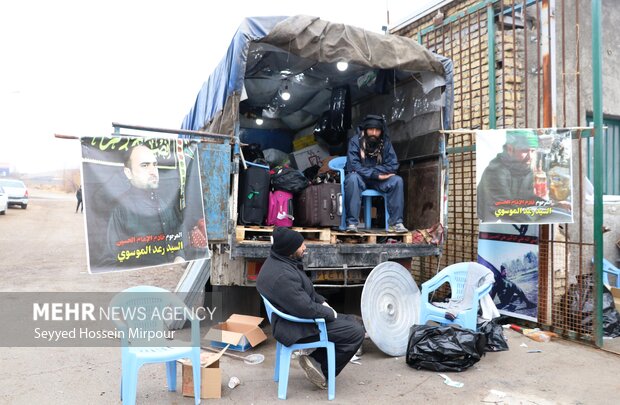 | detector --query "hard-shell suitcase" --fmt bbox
[295,183,341,227]
[295,185,316,227]
[239,161,270,225]
[266,190,294,227]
